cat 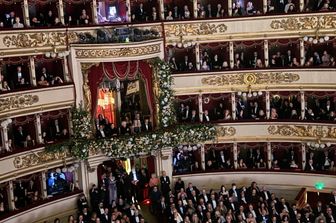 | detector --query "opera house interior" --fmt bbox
[0,0,336,222]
